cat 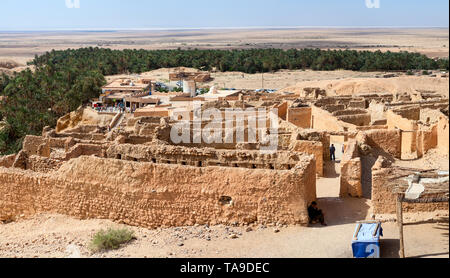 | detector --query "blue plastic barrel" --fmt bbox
[352,222,383,258]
